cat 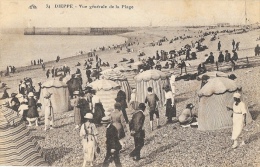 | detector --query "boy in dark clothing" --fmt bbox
[145,87,160,131]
